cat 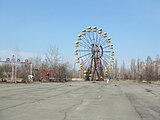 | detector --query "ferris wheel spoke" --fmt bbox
[92,31,96,45]
[81,36,92,46]
[100,39,107,46]
[101,55,111,69]
[79,53,92,59]
[102,45,110,49]
[79,43,91,49]
[100,57,109,67]
[102,61,108,70]
[87,32,93,44]
[98,35,105,46]
[99,36,107,45]
[79,53,91,60]
[97,31,103,40]
[96,33,101,45]
[80,39,92,48]
[85,58,92,68]
[81,56,91,66]
[103,51,111,53]
[84,32,91,43]
[81,55,93,68]
[103,50,112,55]
[86,55,95,73]
[103,53,111,59]
[95,31,98,45]
[101,55,110,61]
[83,55,92,63]
[78,50,91,52]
